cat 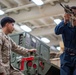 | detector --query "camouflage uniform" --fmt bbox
[0,30,29,75]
